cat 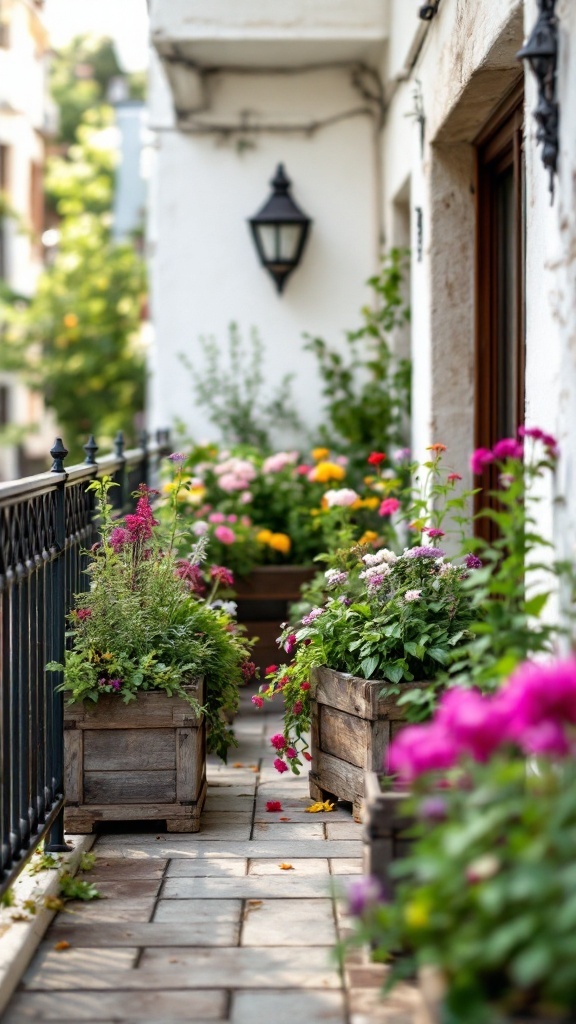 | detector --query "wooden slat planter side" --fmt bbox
[63,681,206,834]
[234,566,315,674]
[309,667,424,821]
[363,772,416,895]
